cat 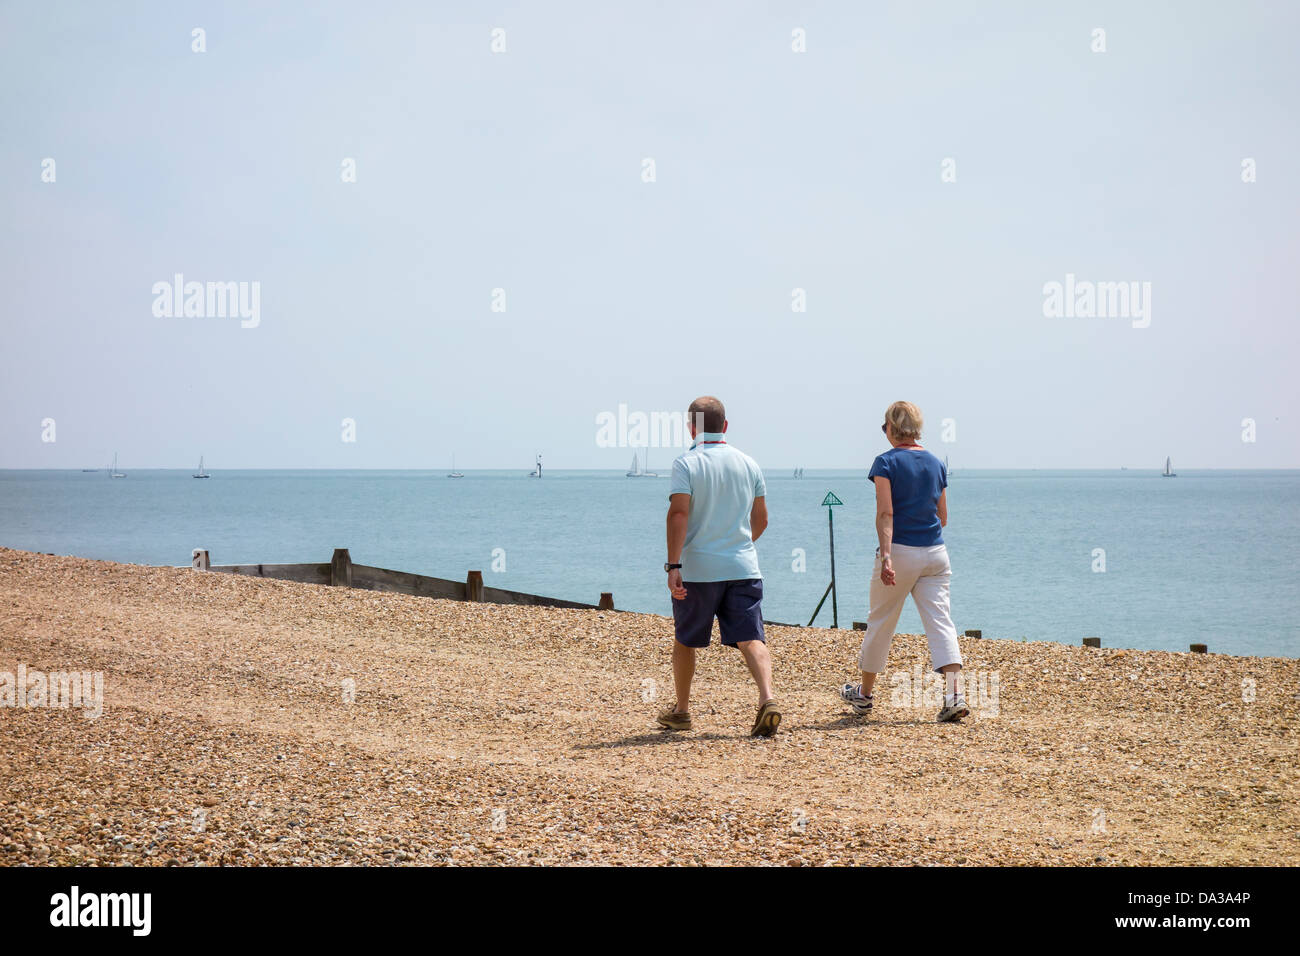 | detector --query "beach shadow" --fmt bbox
[573,730,749,750]
[803,714,936,730]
